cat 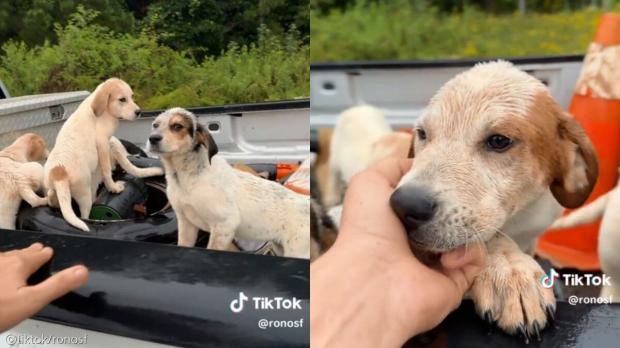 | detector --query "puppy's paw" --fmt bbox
[108,181,126,193]
[470,252,556,342]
